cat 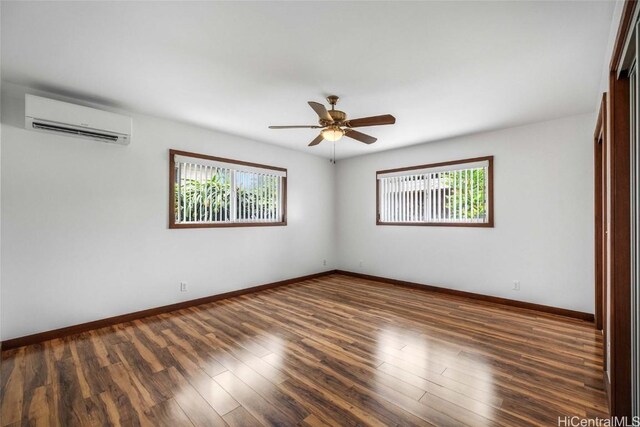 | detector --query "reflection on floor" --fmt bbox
[0,274,607,426]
